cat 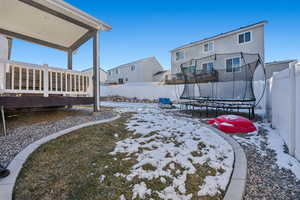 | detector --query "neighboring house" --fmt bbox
[170,21,267,75]
[82,67,107,83]
[107,57,163,84]
[152,70,171,82]
[264,60,297,79]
